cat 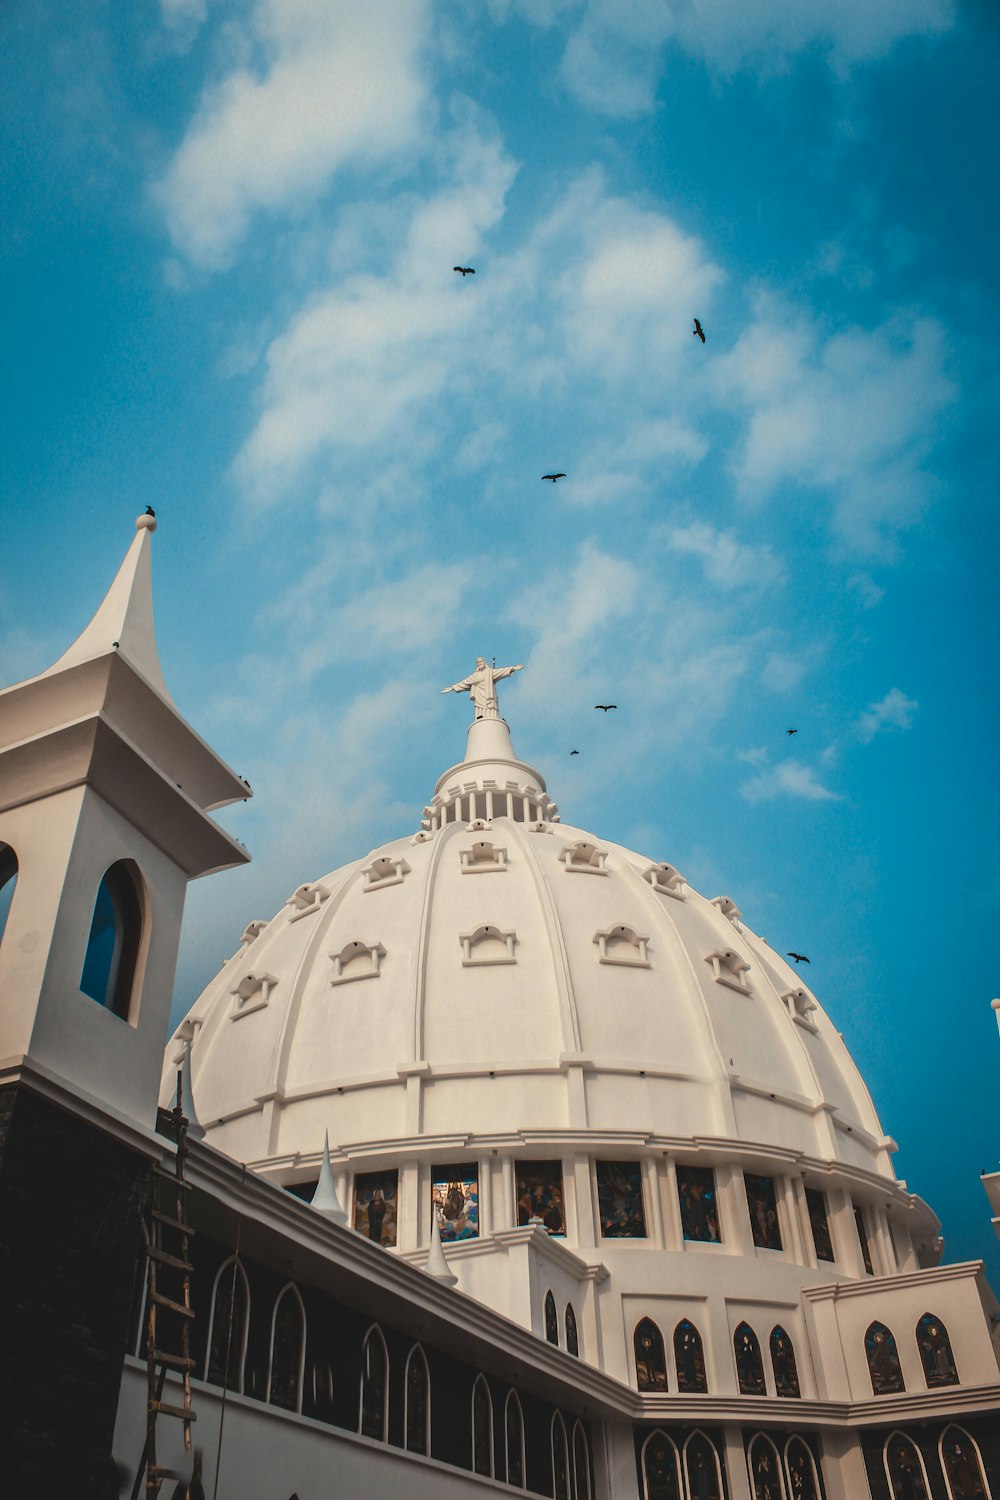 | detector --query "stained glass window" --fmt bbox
[573,1421,591,1500]
[674,1320,707,1394]
[748,1434,783,1500]
[634,1318,668,1391]
[684,1431,722,1500]
[565,1302,579,1356]
[596,1160,646,1238]
[855,1205,875,1274]
[545,1290,559,1346]
[805,1187,835,1262]
[405,1346,429,1455]
[516,1159,566,1235]
[432,1164,479,1241]
[784,1437,821,1500]
[676,1166,721,1243]
[207,1257,248,1392]
[940,1424,989,1498]
[353,1170,399,1247]
[916,1313,958,1388]
[505,1392,525,1488]
[884,1432,929,1499]
[865,1322,905,1395]
[360,1326,388,1439]
[642,1432,682,1500]
[552,1413,570,1500]
[744,1173,783,1251]
[472,1375,493,1476]
[770,1325,800,1398]
[734,1322,766,1395]
[268,1285,304,1412]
